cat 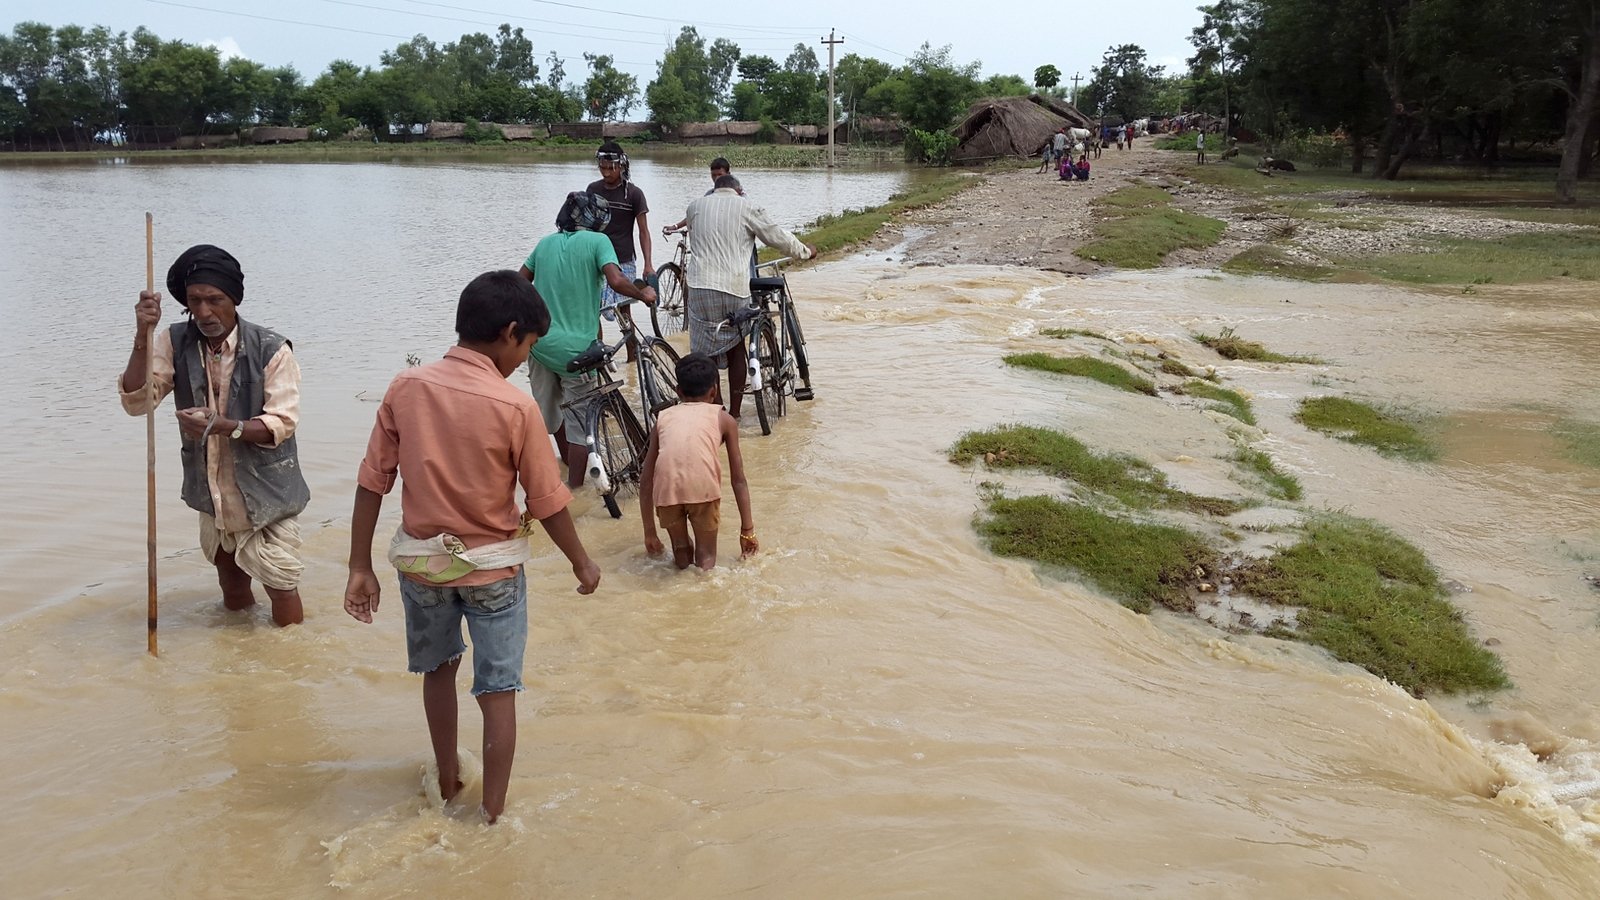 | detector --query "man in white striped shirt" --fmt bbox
[683,175,816,417]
